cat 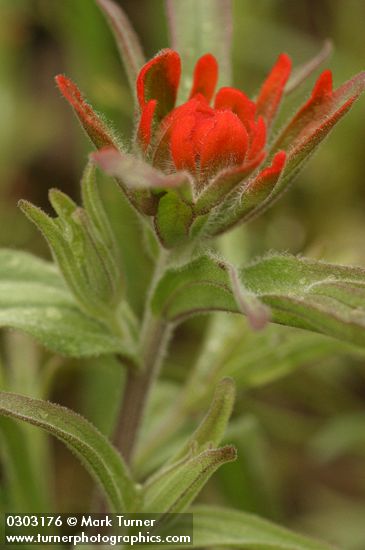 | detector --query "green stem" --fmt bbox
[114,248,171,465]
[134,315,240,470]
